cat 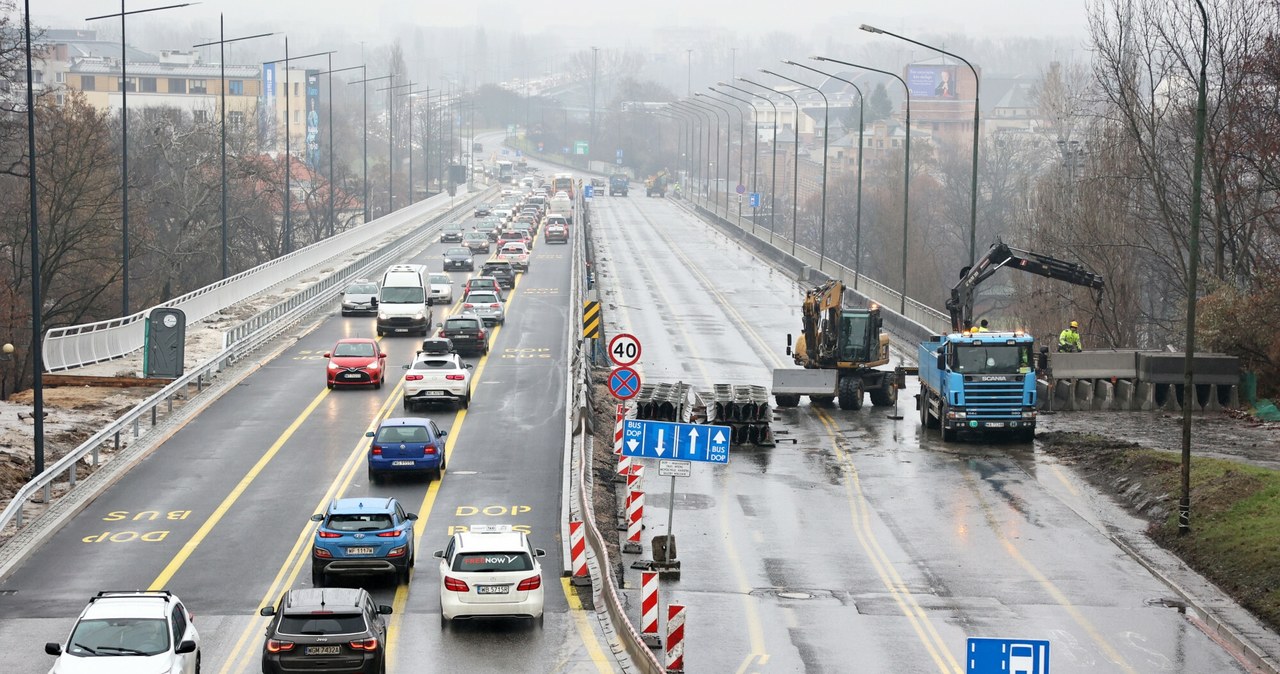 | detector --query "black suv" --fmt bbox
[438,314,488,356]
[440,223,465,243]
[260,588,391,674]
[481,260,516,289]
